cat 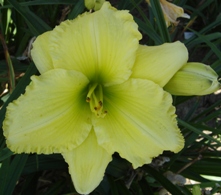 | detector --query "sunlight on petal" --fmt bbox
[131,41,188,87]
[49,2,142,86]
[93,79,184,168]
[3,69,92,154]
[31,31,54,74]
[62,129,112,194]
